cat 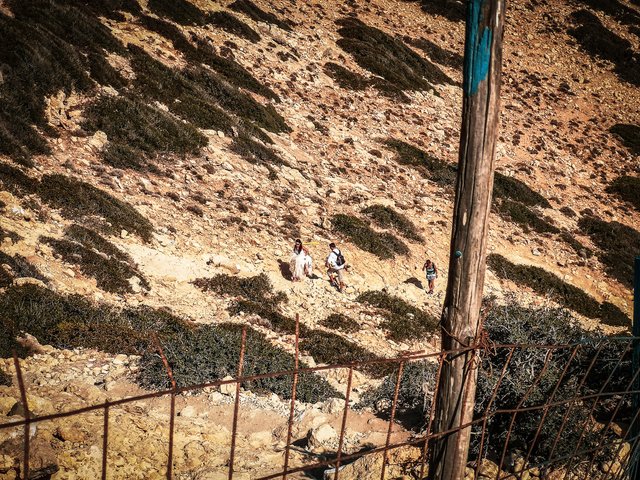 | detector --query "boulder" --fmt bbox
[307,423,337,452]
[0,436,58,479]
[324,446,421,479]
